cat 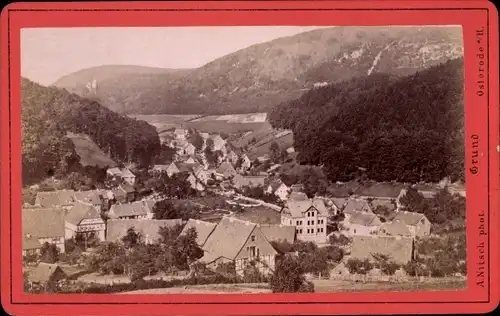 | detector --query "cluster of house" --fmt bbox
[22,188,296,277]
[22,186,154,256]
